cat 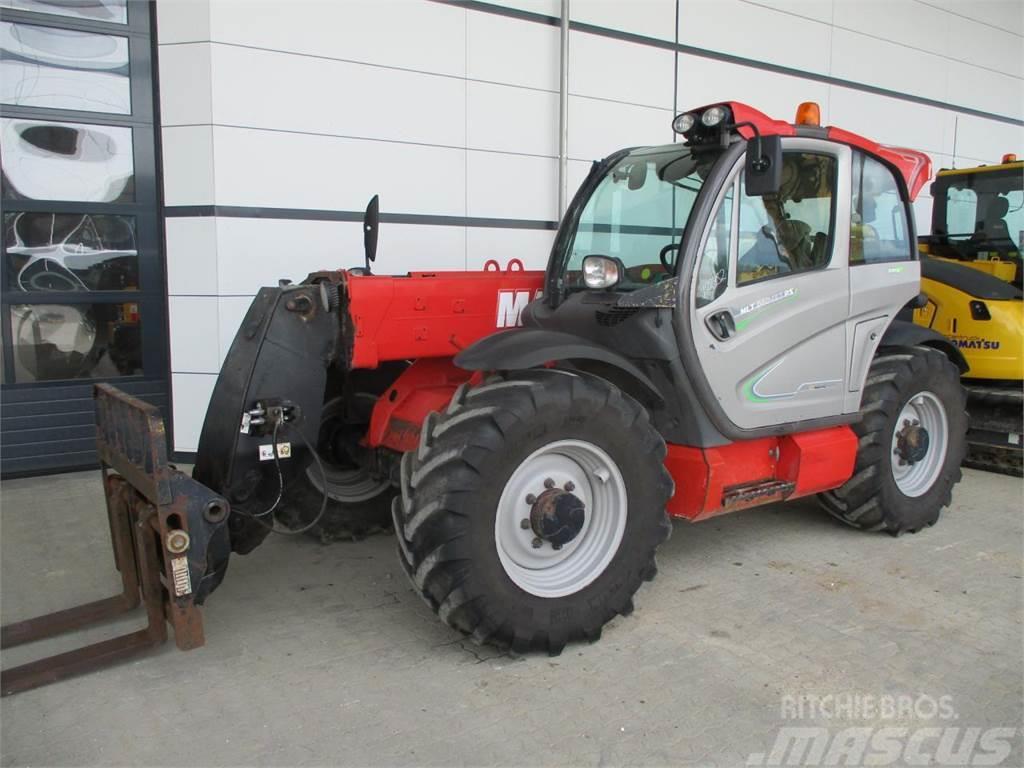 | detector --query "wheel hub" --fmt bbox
[528,481,586,549]
[895,419,930,465]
